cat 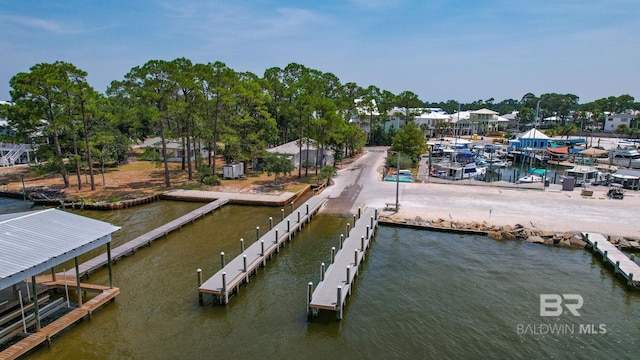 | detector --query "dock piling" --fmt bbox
[281,209,285,220]
[222,272,228,304]
[346,223,351,237]
[287,219,290,232]
[220,252,225,269]
[306,204,309,215]
[331,247,336,264]
[370,216,374,230]
[337,286,343,320]
[366,226,370,239]
[361,236,365,252]
[628,273,634,288]
[297,211,301,223]
[197,269,203,305]
[615,261,620,274]
[340,234,344,249]
[603,250,608,263]
[354,249,358,266]
[269,217,273,230]
[358,207,361,219]
[307,282,313,316]
[346,266,350,285]
[256,227,260,241]
[321,262,325,281]
[240,238,245,253]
